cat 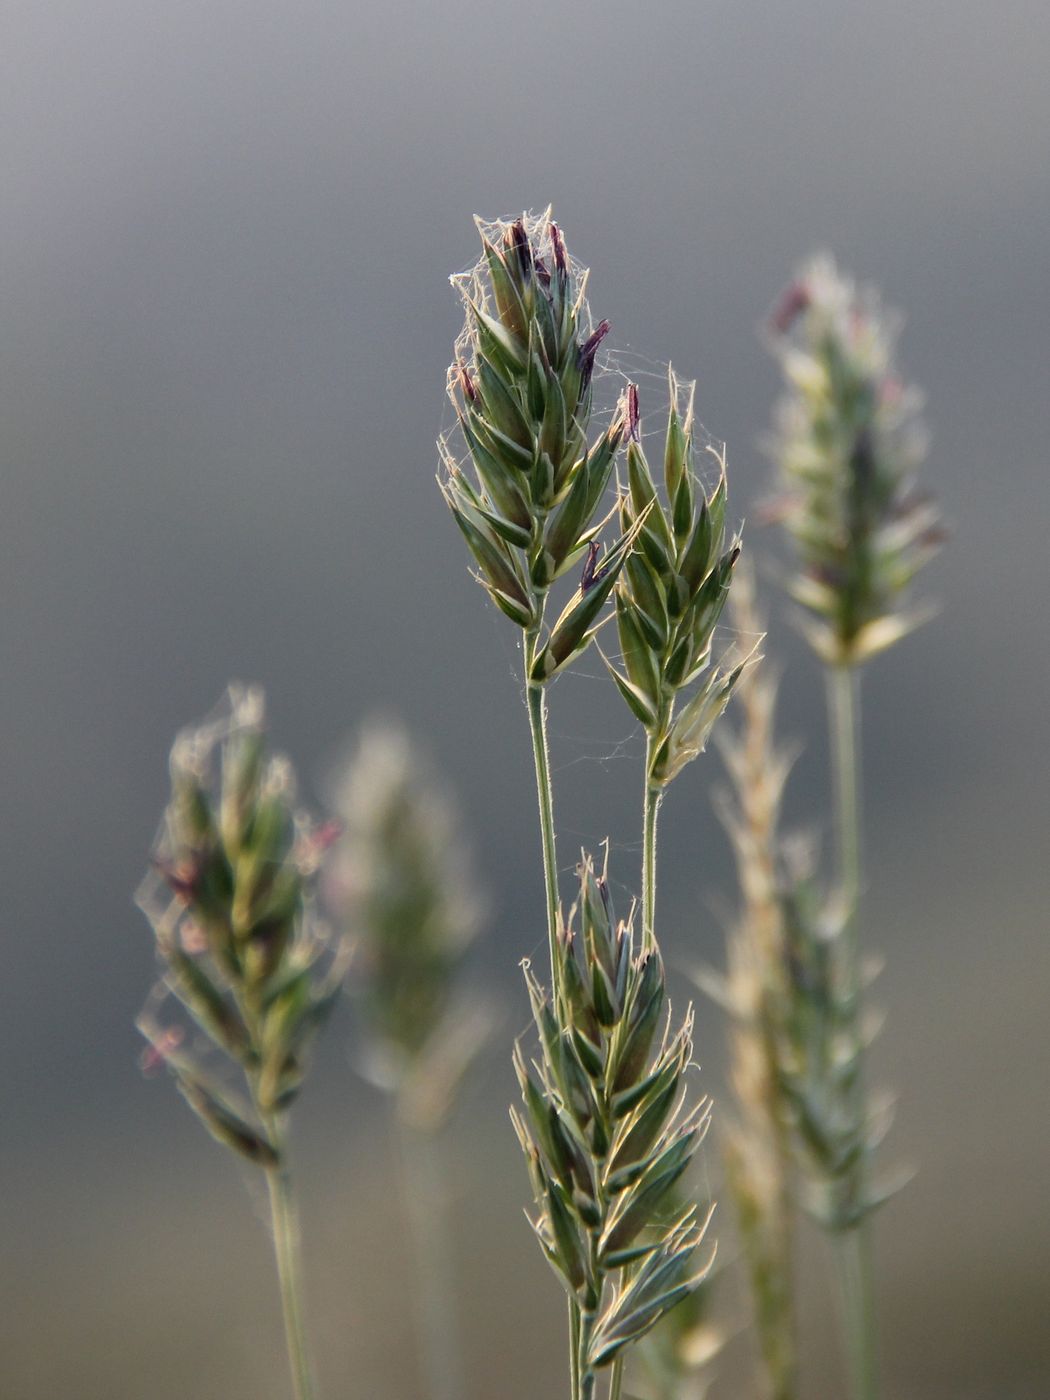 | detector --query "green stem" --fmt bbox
[826,663,878,1400]
[828,666,862,978]
[263,1127,317,1400]
[525,627,560,994]
[642,733,663,952]
[396,1111,464,1400]
[608,1357,624,1400]
[569,1300,582,1400]
[833,1227,878,1400]
[577,1313,597,1400]
[524,618,574,1397]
